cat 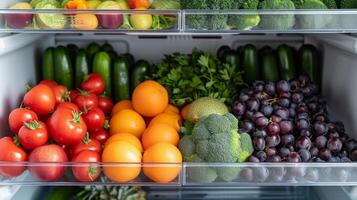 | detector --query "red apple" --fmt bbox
[96,1,123,29]
[6,3,33,29]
